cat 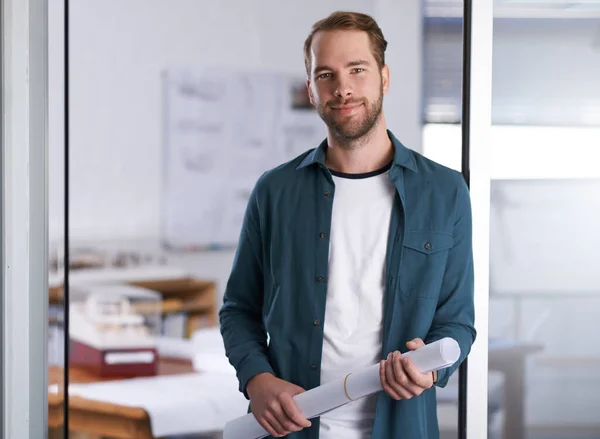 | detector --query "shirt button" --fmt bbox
[316,276,324,282]
[313,319,321,326]
[310,364,318,370]
[424,242,432,250]
[324,191,331,197]
[319,232,327,239]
